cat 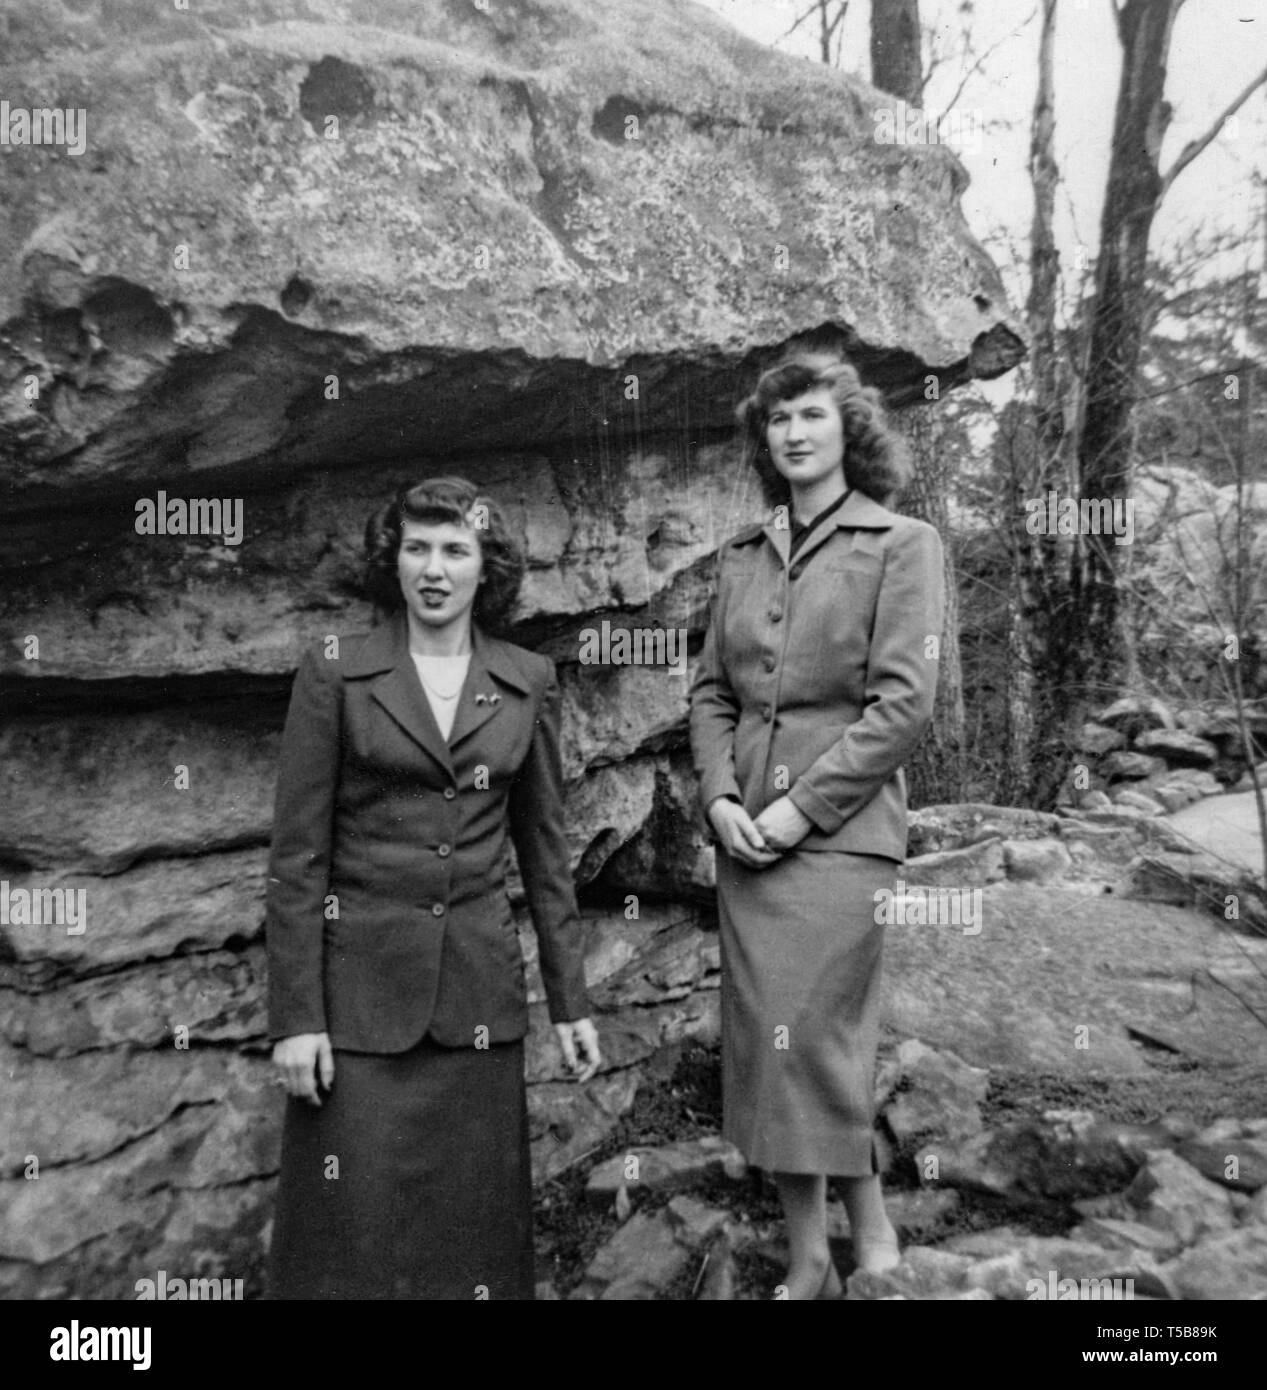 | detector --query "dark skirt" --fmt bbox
[716,849,895,1176]
[267,1036,533,1300]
